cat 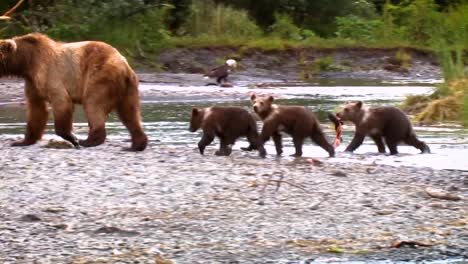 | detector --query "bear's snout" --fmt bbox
[253,105,259,112]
